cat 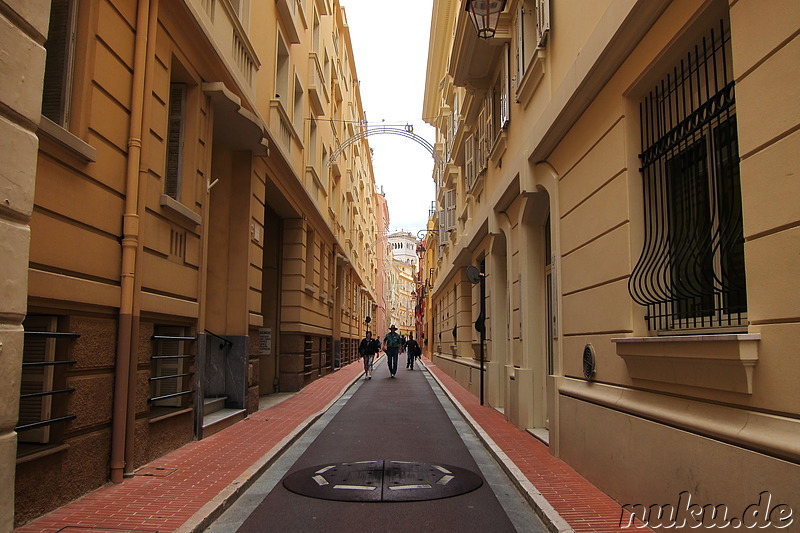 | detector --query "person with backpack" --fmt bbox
[383,325,402,377]
[405,332,421,370]
[358,331,380,380]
